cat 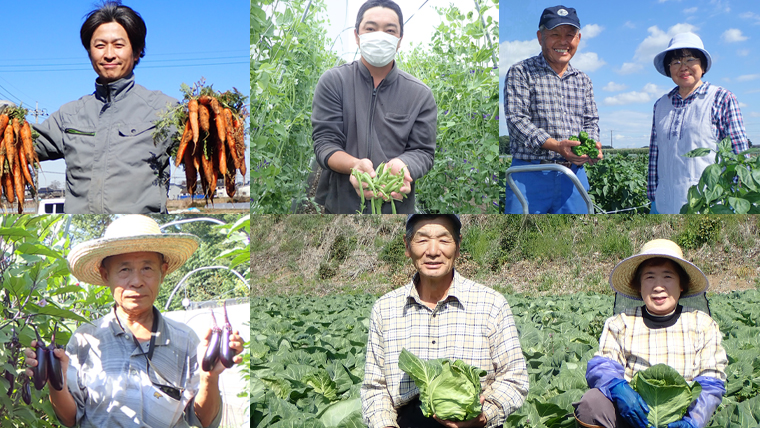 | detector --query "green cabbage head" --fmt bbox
[398,348,487,421]
[631,364,702,428]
